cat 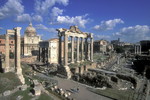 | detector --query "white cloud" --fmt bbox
[32,15,43,22]
[16,14,31,22]
[57,14,89,28]
[113,25,150,43]
[51,7,63,17]
[35,24,56,33]
[94,34,111,40]
[34,0,69,15]
[50,7,63,21]
[0,0,24,19]
[93,18,124,31]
